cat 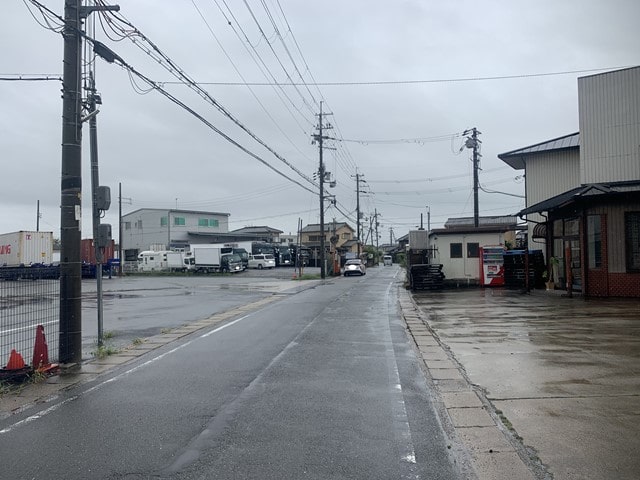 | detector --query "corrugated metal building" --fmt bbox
[499,66,640,297]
